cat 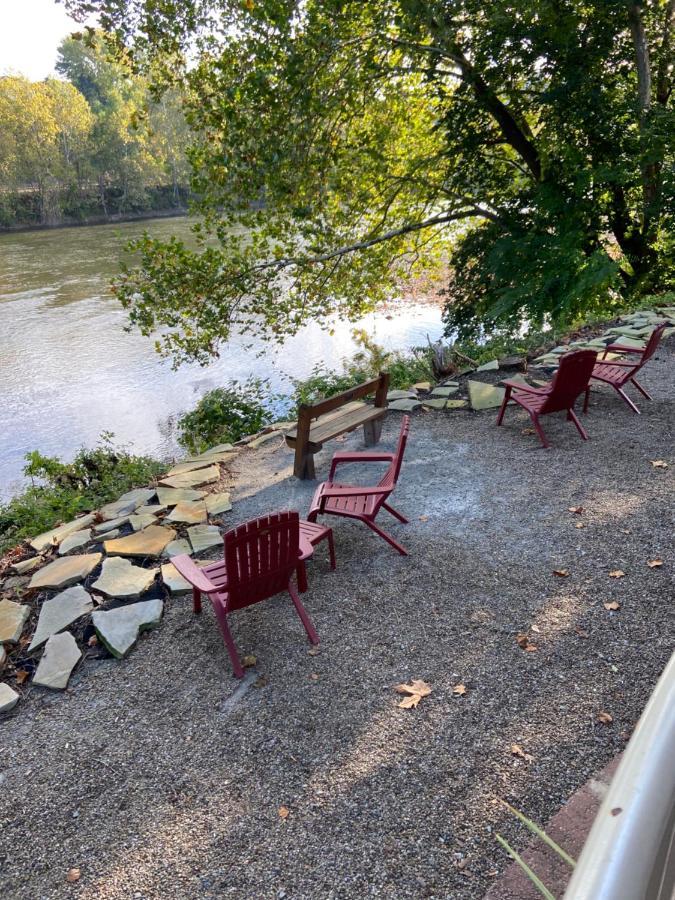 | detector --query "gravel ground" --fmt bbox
[1,341,673,900]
